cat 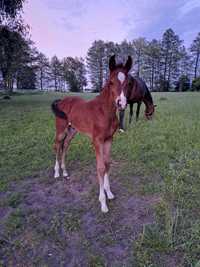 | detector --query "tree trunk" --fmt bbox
[40,69,43,90]
[167,53,172,91]
[163,53,168,81]
[137,49,141,77]
[99,58,103,91]
[55,76,58,91]
[151,61,155,91]
[194,51,200,79]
